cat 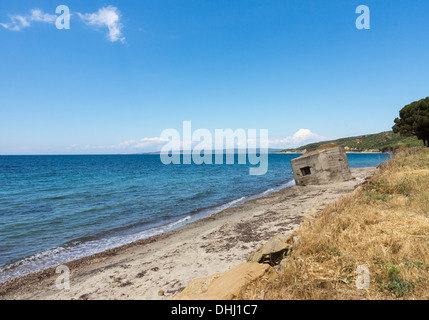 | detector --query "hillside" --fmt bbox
[281,131,422,153]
